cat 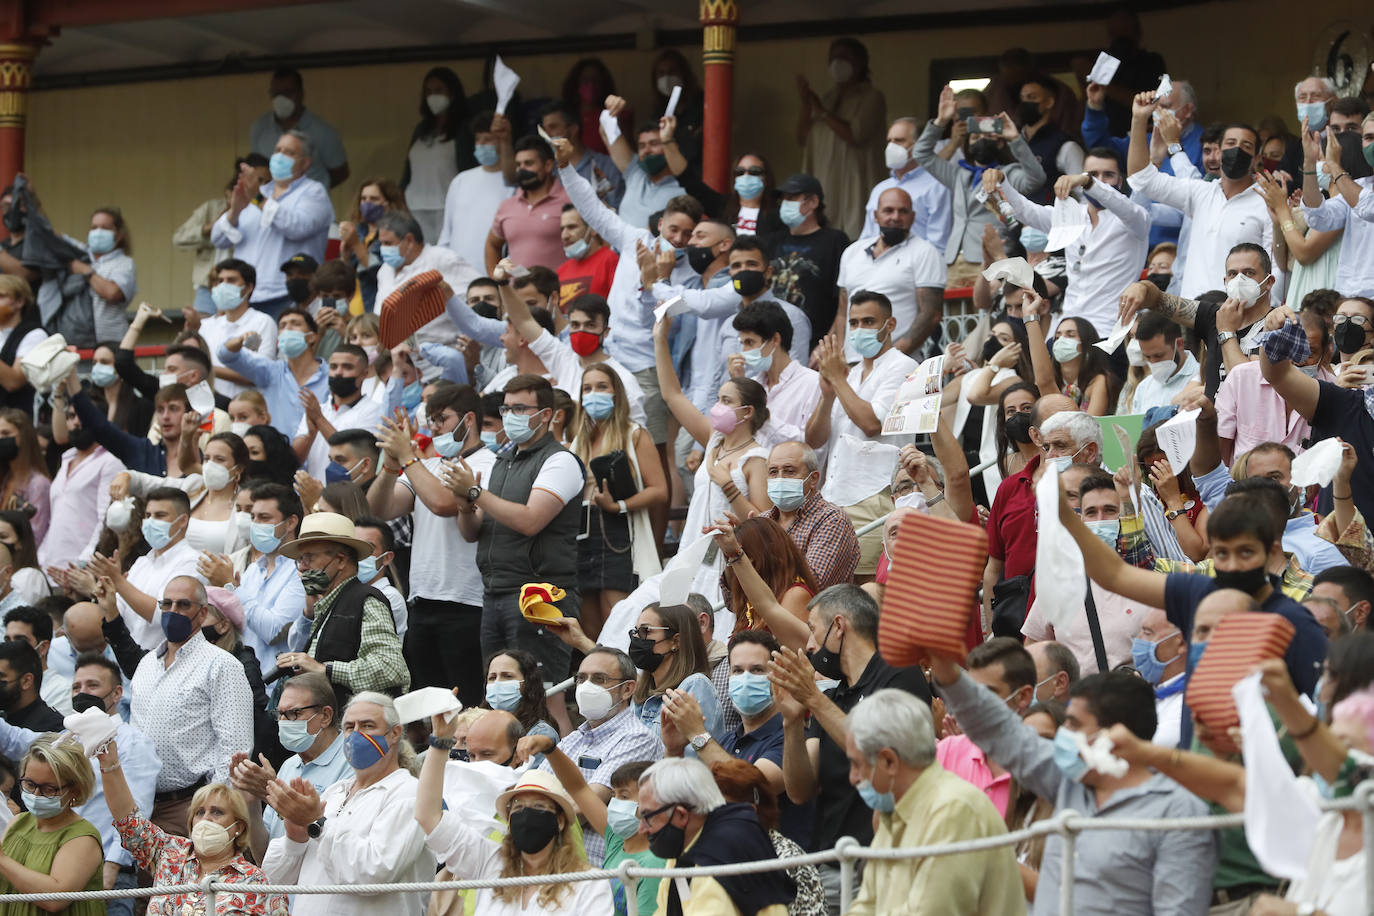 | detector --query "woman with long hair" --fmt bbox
[0,408,50,545]
[994,382,1041,480]
[0,275,45,415]
[416,714,611,915]
[0,510,48,605]
[401,66,474,244]
[116,431,250,555]
[242,425,299,488]
[1136,422,1209,562]
[663,149,783,235]
[570,364,666,639]
[85,340,153,435]
[75,206,138,344]
[339,178,408,311]
[561,58,628,155]
[480,649,557,745]
[964,316,1036,406]
[707,515,816,650]
[38,392,126,580]
[1023,294,1117,415]
[628,601,723,739]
